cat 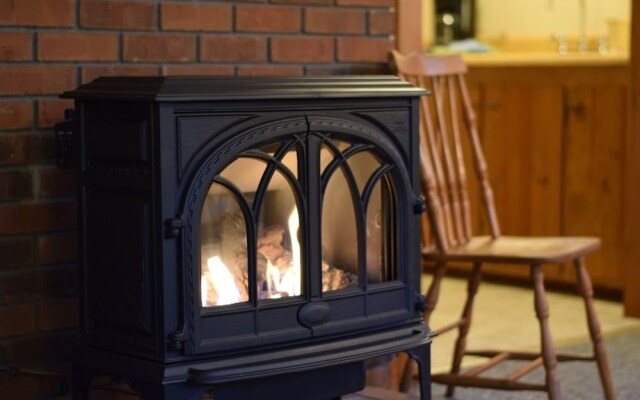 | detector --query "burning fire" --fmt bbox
[201,256,244,307]
[202,208,302,307]
[201,204,358,308]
